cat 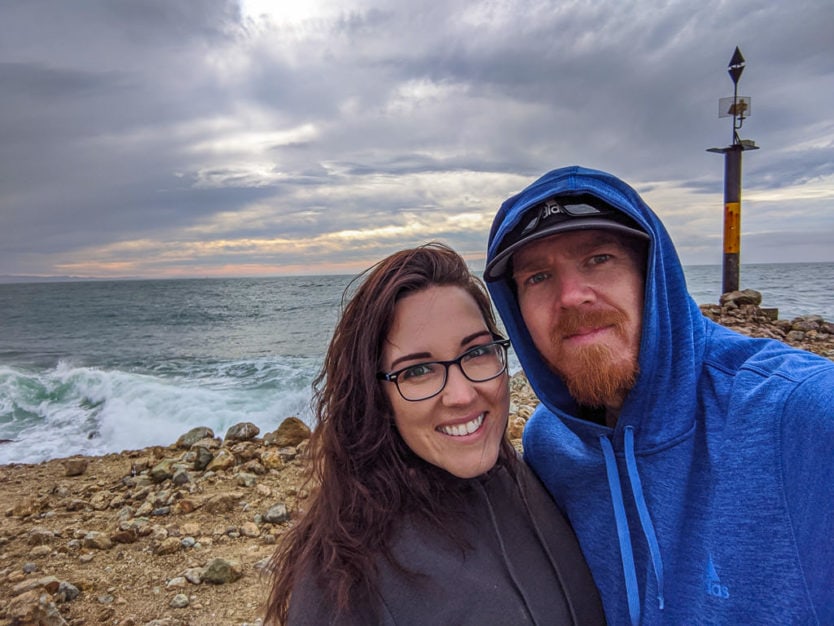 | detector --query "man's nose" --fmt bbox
[557,269,595,308]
